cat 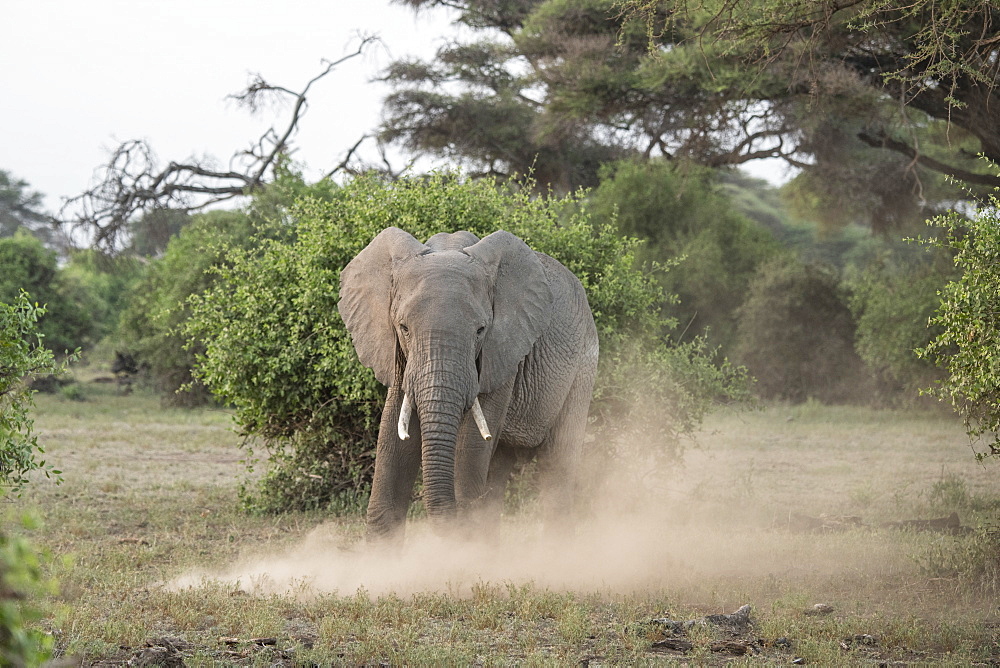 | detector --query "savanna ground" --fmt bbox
[11,377,1000,666]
